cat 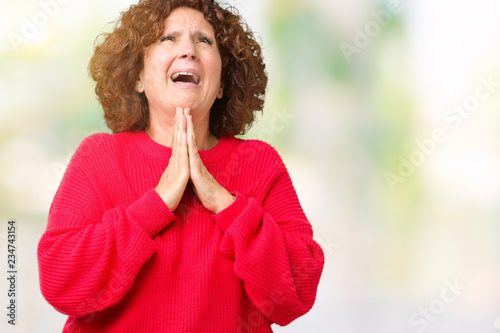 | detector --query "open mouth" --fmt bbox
[170,71,200,85]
